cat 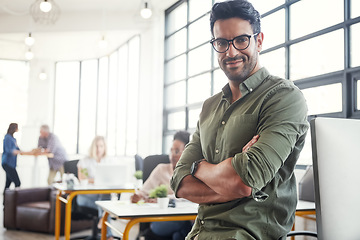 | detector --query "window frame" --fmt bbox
[163,0,360,158]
